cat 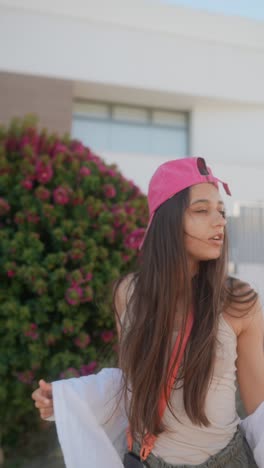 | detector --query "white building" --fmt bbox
[0,0,263,296]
